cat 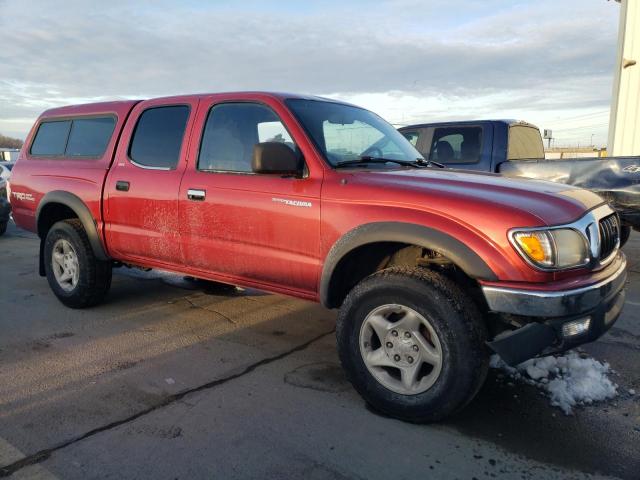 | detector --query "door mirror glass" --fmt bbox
[252,142,301,175]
